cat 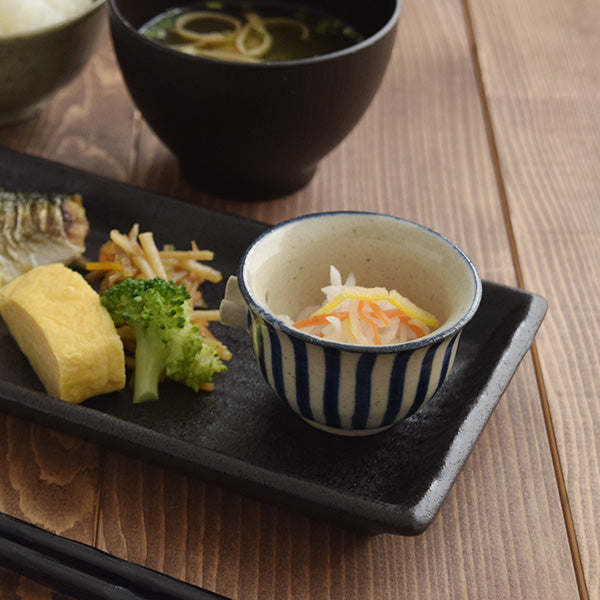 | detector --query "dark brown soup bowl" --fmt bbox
[107,0,401,199]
